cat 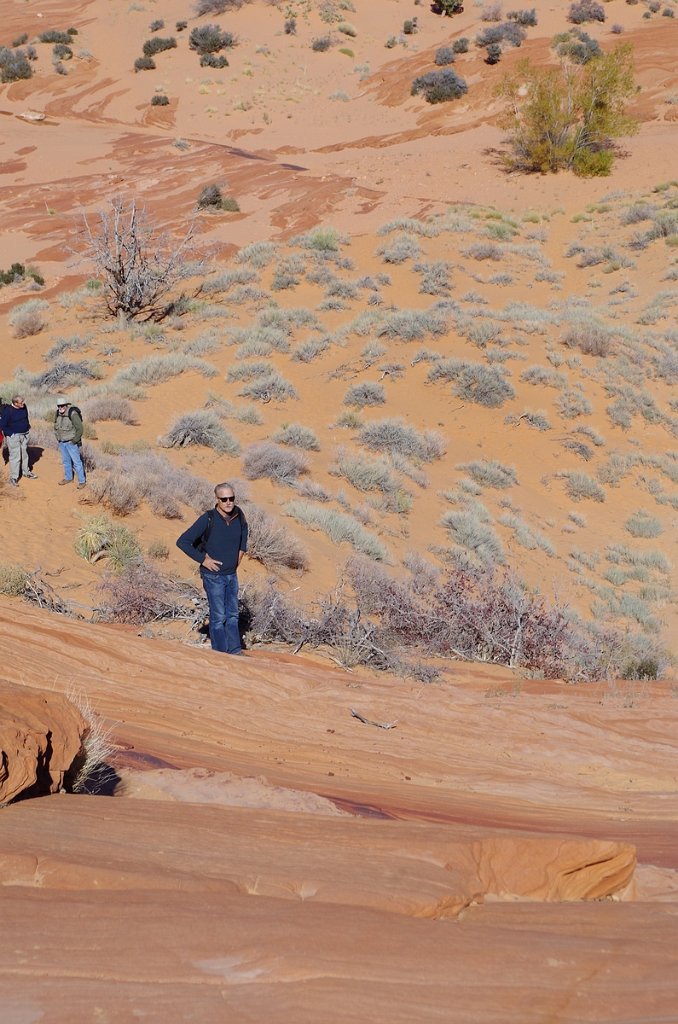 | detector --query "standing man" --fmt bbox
[54,397,86,488]
[0,395,36,486]
[176,483,248,655]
